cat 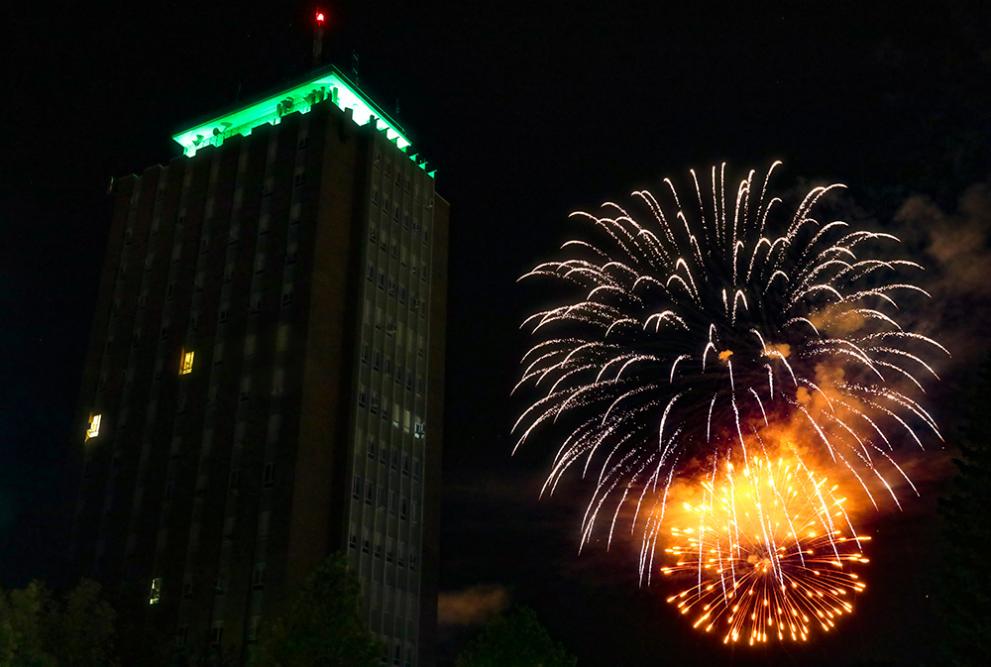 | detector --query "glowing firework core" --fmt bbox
[660,455,869,645]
